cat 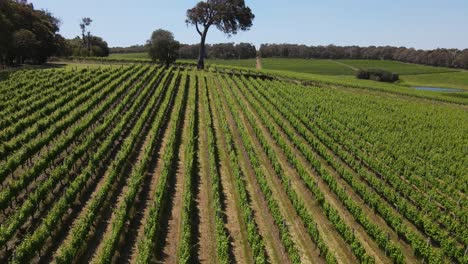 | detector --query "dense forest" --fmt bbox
[259,44,468,69]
